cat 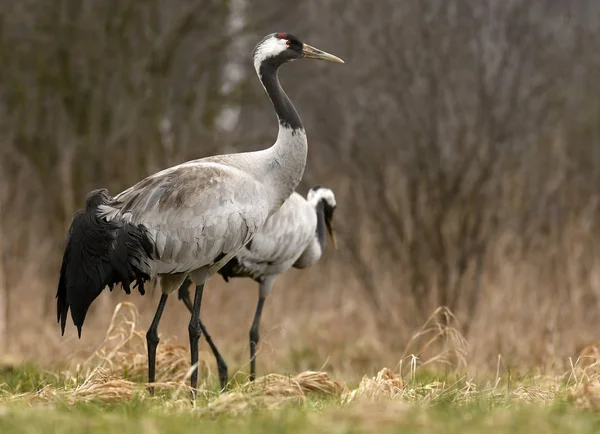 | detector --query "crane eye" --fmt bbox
[285,40,291,47]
